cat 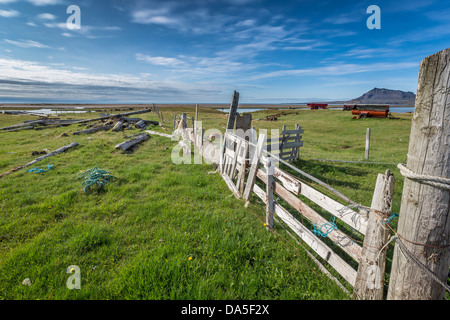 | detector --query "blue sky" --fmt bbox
[0,0,449,103]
